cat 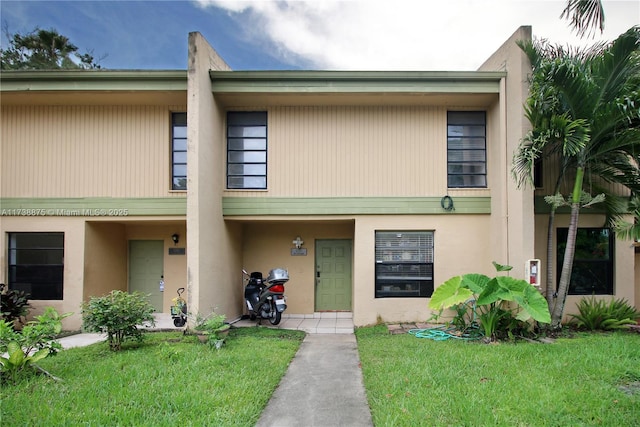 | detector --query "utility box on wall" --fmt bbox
[525,259,541,287]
